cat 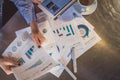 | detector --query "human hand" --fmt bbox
[0,57,18,75]
[32,0,44,4]
[32,30,45,47]
[30,21,46,47]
